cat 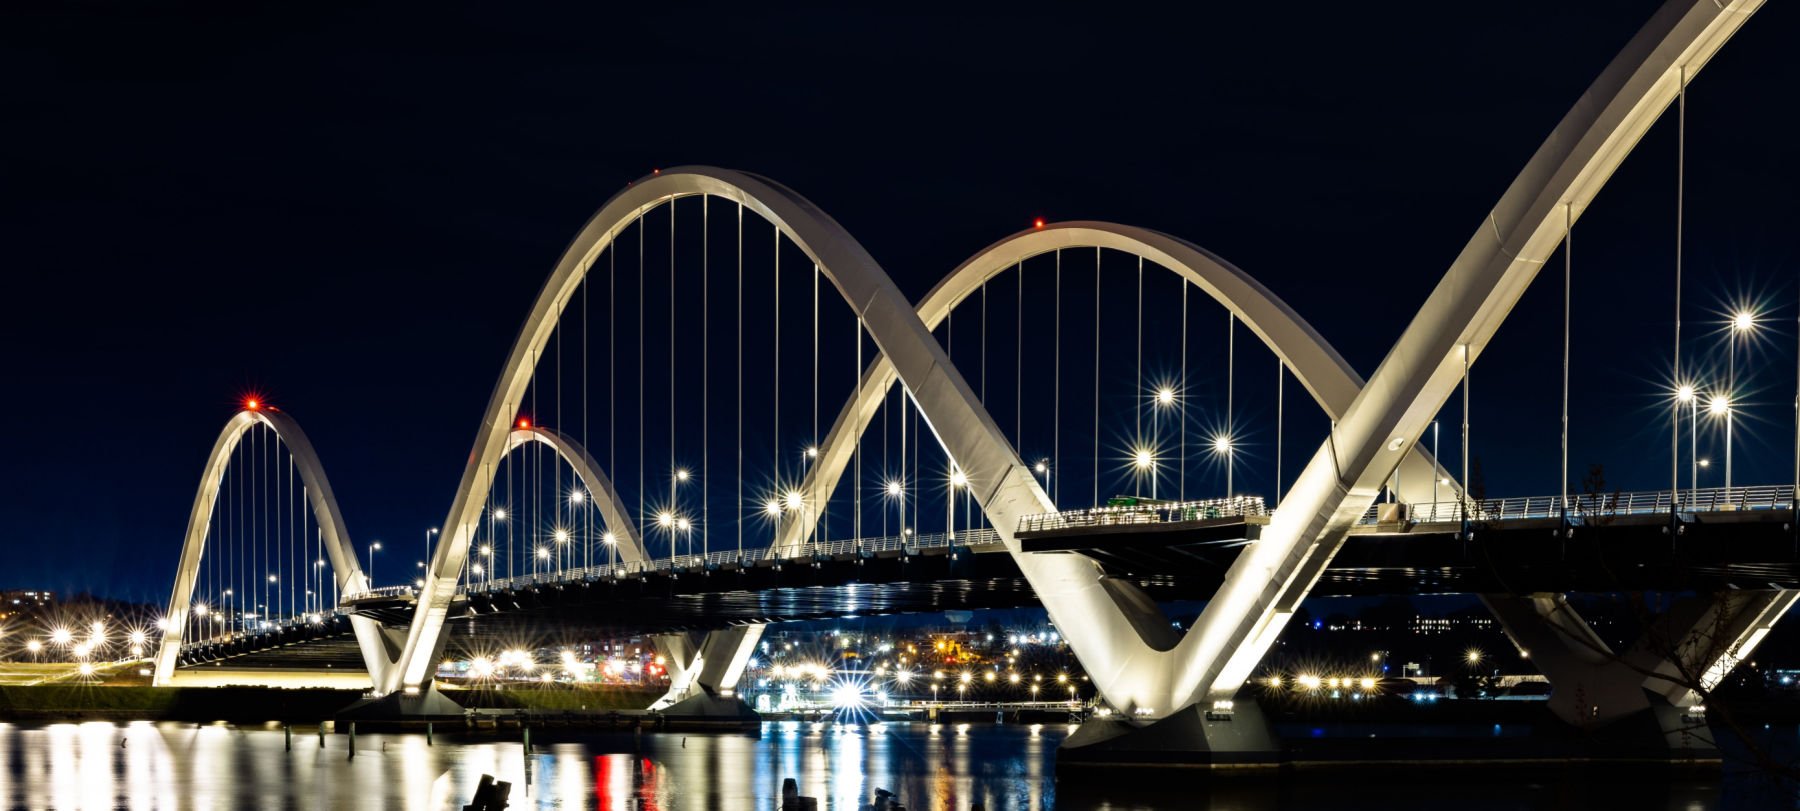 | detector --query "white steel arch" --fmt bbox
[385,165,1039,694]
[774,222,1460,554]
[392,0,1763,712]
[152,407,385,687]
[501,426,646,565]
[1177,0,1767,709]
